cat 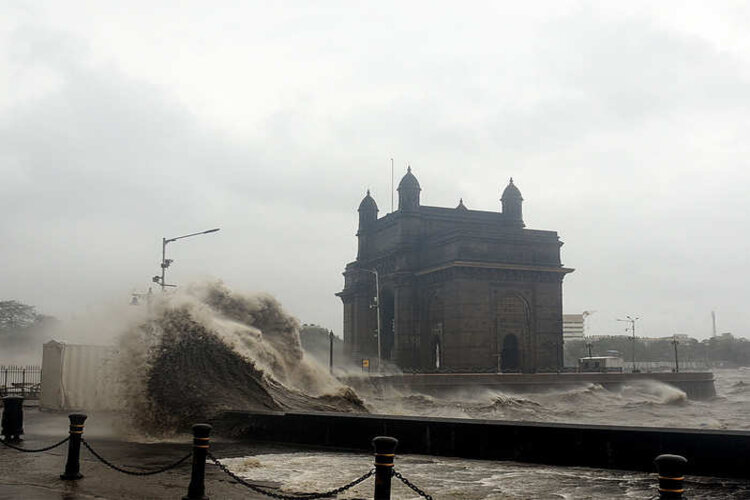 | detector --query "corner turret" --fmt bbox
[397,166,421,211]
[358,189,378,229]
[357,190,378,259]
[501,177,524,227]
